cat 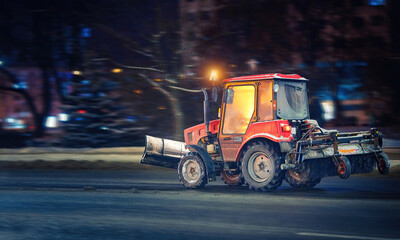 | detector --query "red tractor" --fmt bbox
[141,73,390,191]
